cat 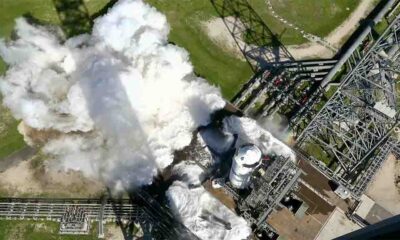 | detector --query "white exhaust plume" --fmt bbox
[167,162,251,240]
[224,116,296,161]
[0,0,294,238]
[0,0,225,187]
